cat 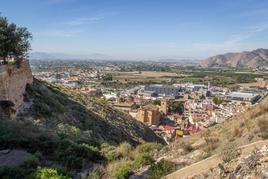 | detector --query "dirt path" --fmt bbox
[165,140,268,179]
